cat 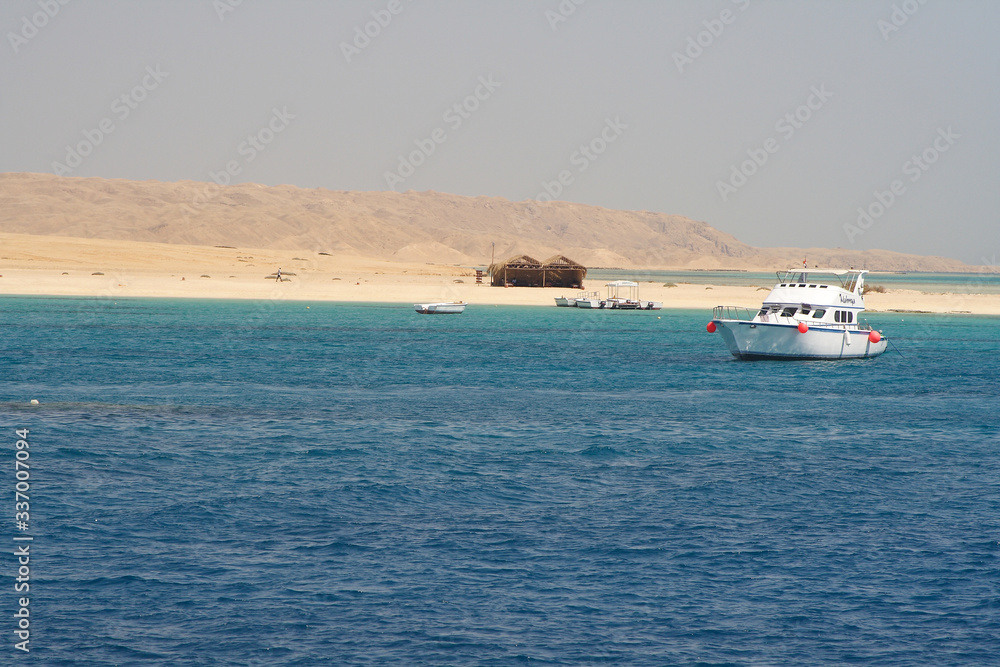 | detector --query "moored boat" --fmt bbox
[708,269,887,359]
[414,301,466,314]
[556,290,600,307]
[604,280,661,310]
